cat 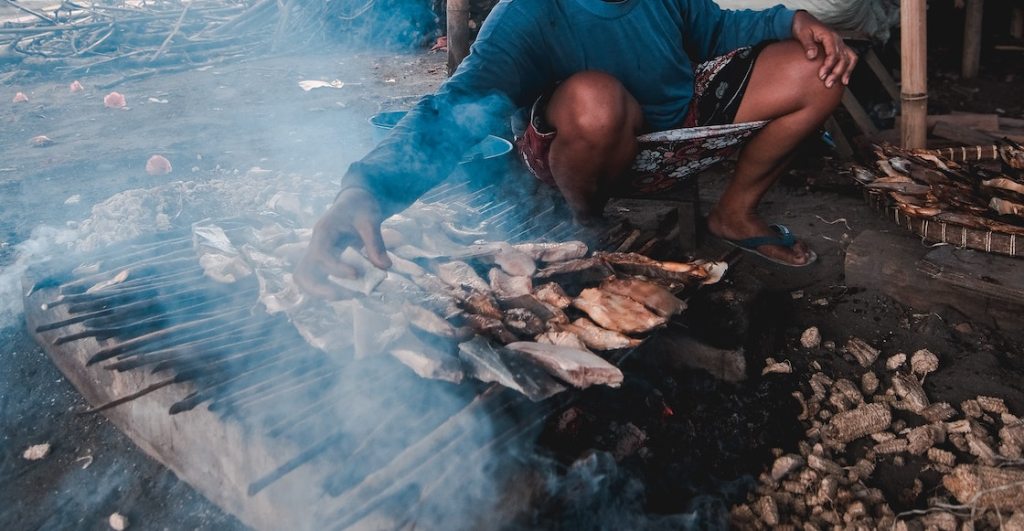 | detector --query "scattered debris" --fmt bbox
[845,338,880,367]
[13,91,28,103]
[30,135,54,147]
[69,80,84,93]
[800,326,821,349]
[22,443,50,460]
[145,155,173,176]
[64,195,81,205]
[298,80,345,91]
[910,348,939,379]
[762,358,793,375]
[108,512,129,530]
